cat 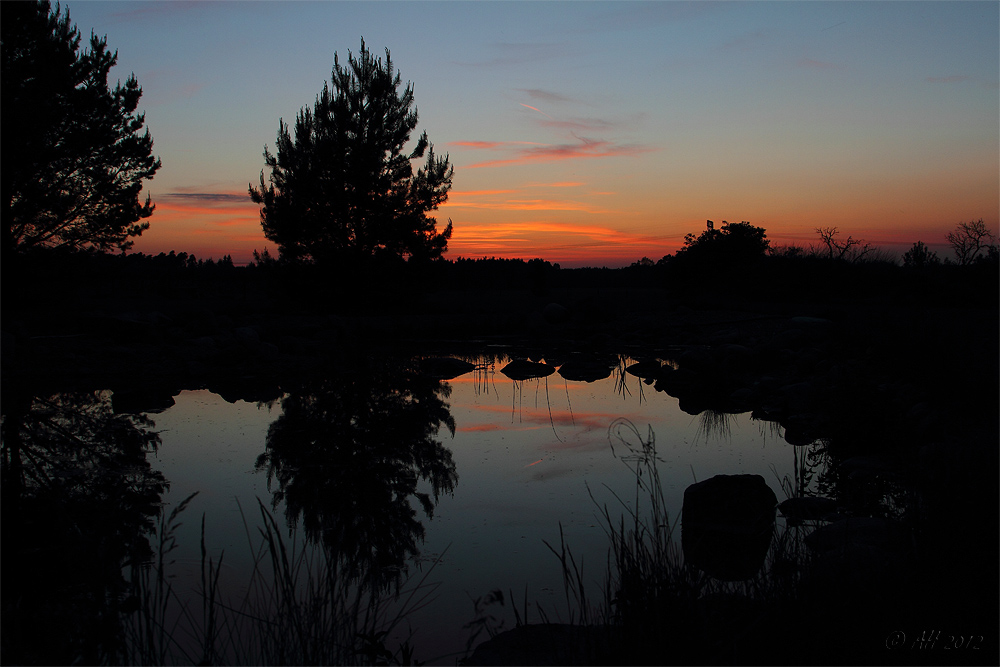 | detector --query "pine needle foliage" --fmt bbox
[250,38,453,266]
